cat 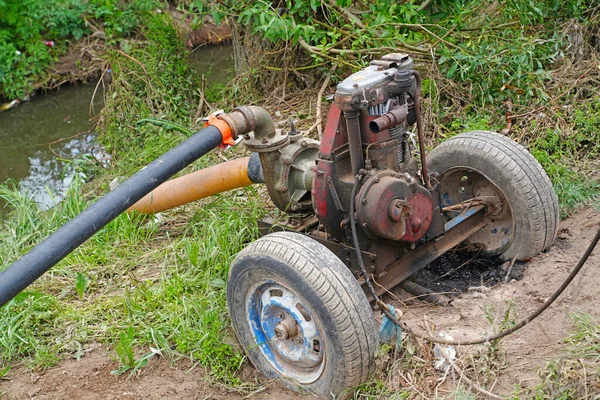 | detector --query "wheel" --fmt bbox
[227,231,377,399]
[427,131,559,260]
